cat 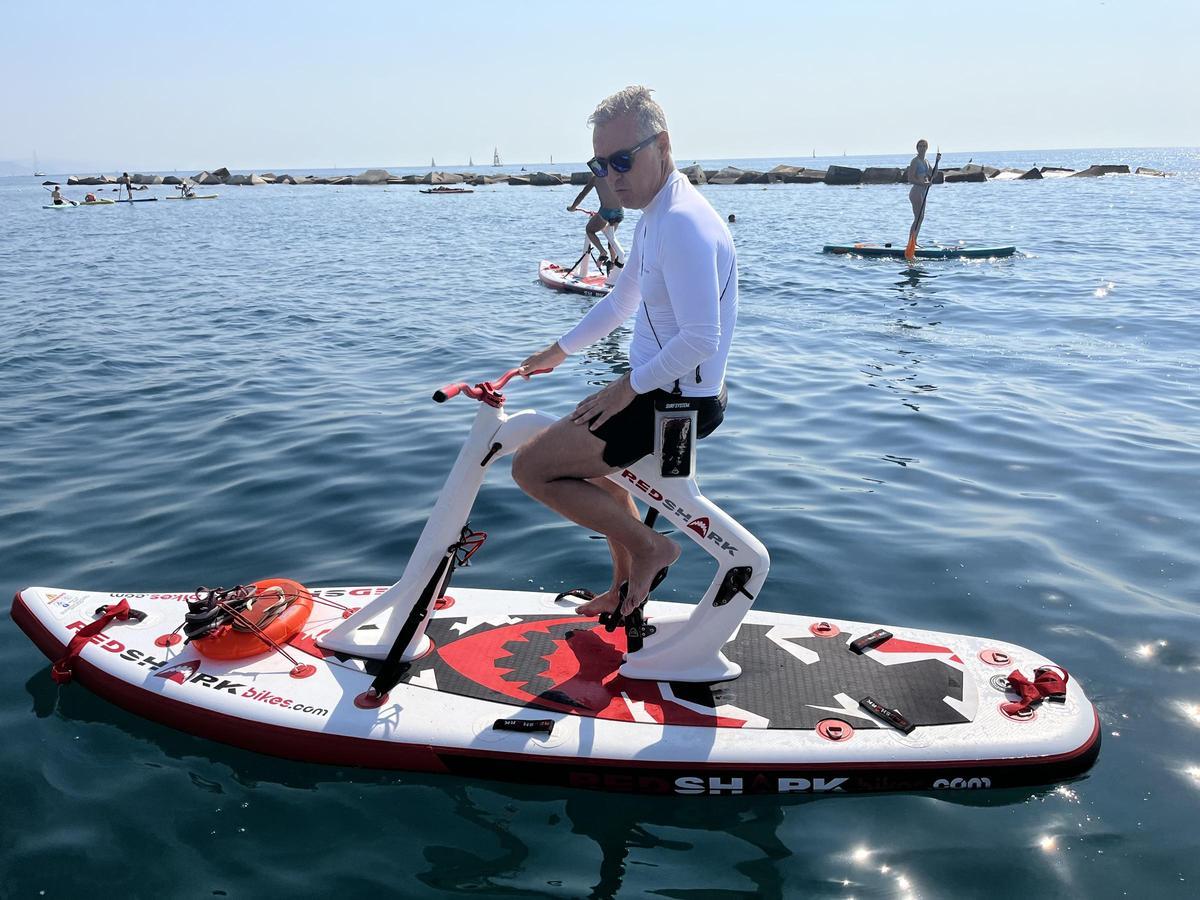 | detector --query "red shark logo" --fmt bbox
[155,660,199,684]
[435,617,747,728]
[687,516,710,538]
